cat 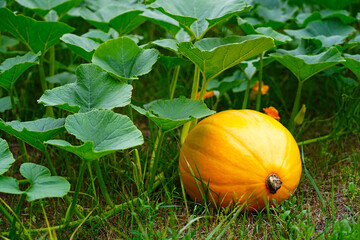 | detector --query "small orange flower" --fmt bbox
[263,106,280,121]
[252,81,269,95]
[196,91,215,100]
